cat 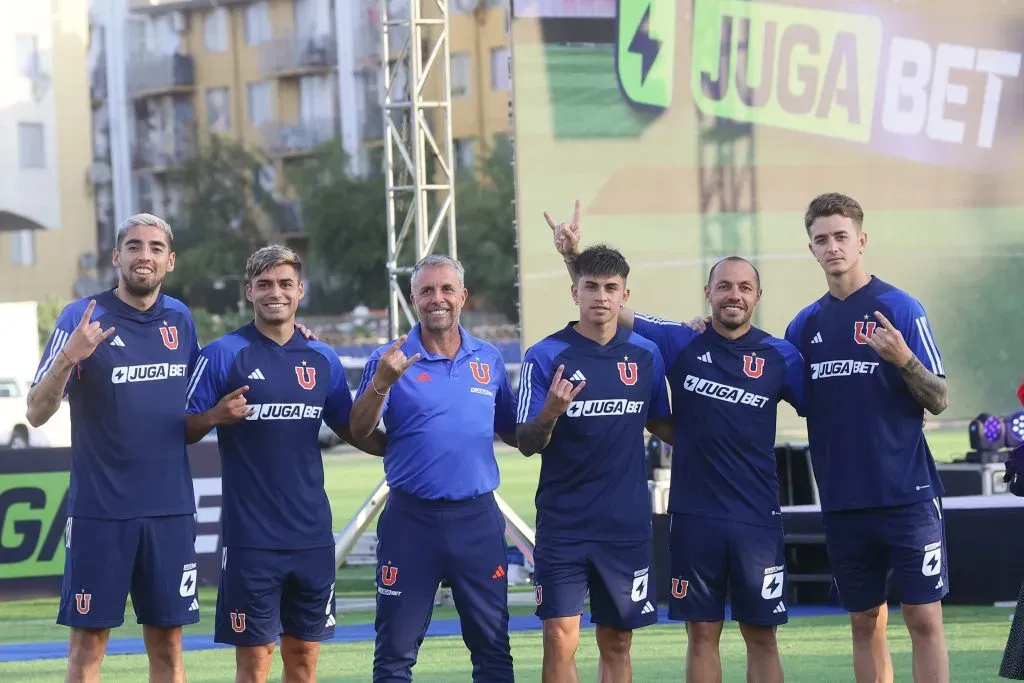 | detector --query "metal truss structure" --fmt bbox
[381,0,458,337]
[335,0,537,582]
